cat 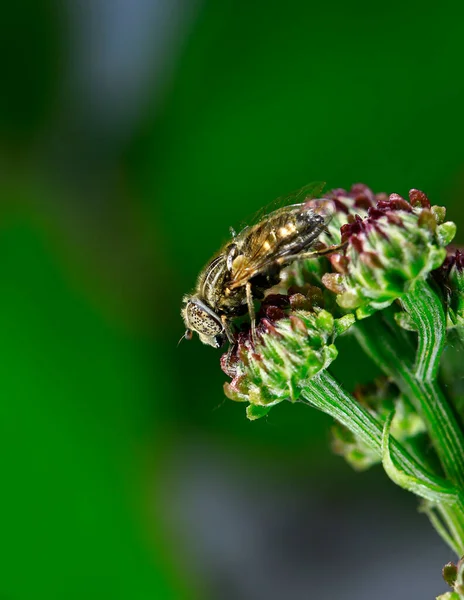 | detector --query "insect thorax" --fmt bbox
[199,252,245,314]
